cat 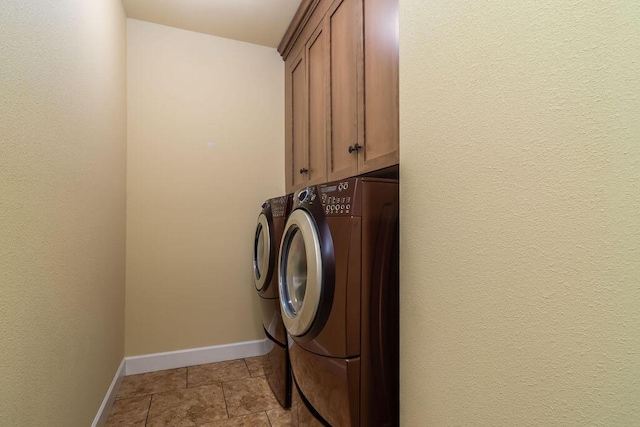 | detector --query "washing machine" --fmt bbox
[278,177,399,426]
[253,195,293,408]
